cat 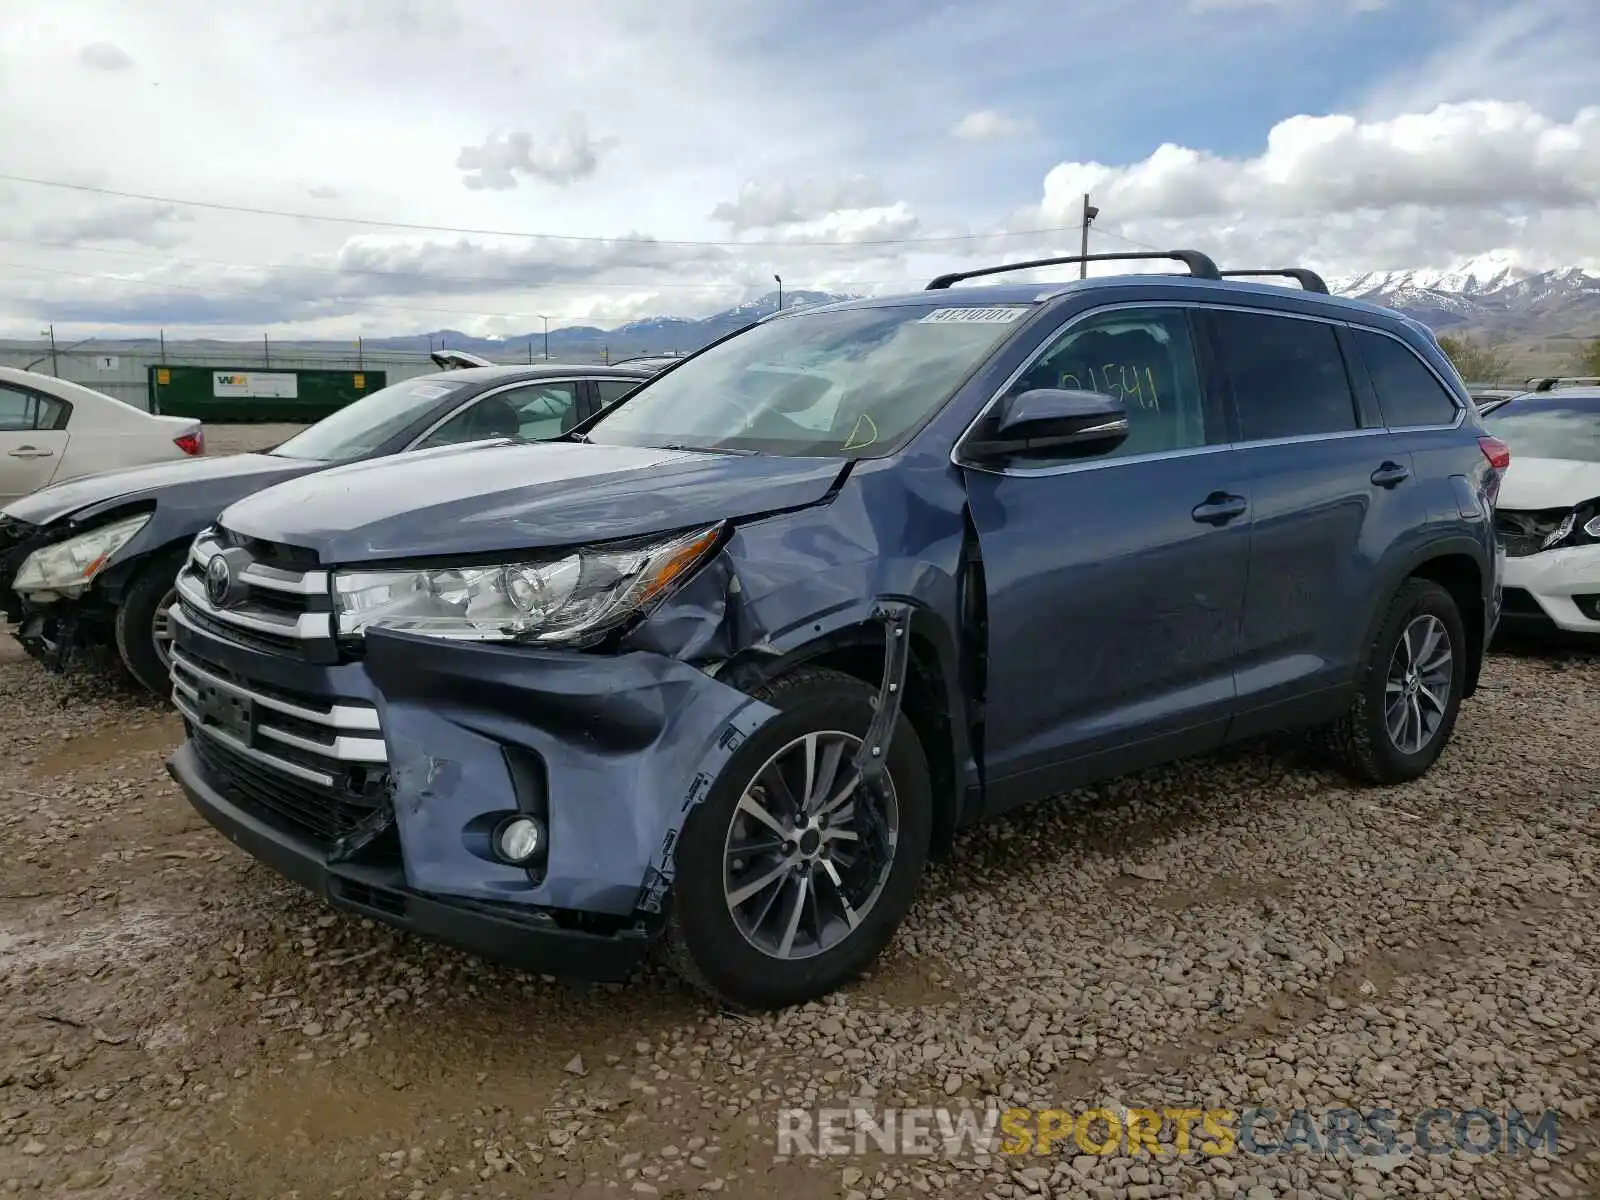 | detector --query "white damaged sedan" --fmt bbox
[1483,387,1600,636]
